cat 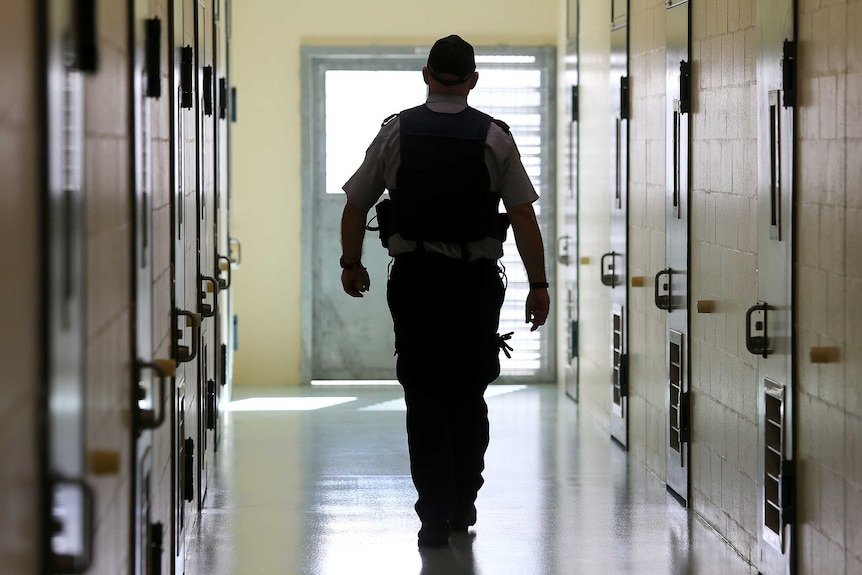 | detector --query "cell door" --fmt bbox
[211,0,232,453]
[171,0,202,569]
[194,0,217,510]
[748,0,797,573]
[562,0,580,402]
[606,1,630,448]
[41,1,95,571]
[660,0,692,505]
[131,4,175,574]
